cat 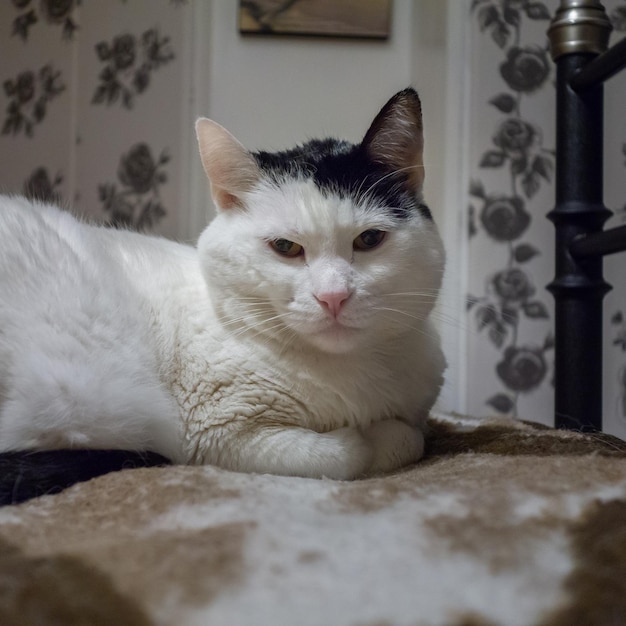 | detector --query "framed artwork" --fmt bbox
[239,0,392,39]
